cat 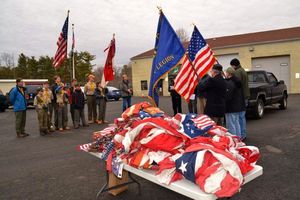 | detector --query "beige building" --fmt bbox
[131,26,300,96]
